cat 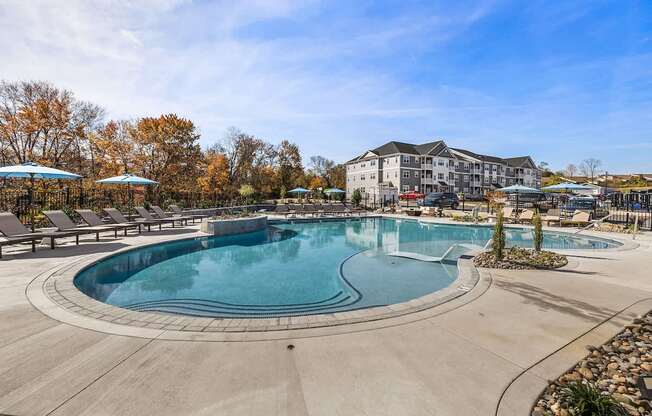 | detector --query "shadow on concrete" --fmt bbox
[1,228,201,261]
[546,268,600,276]
[564,254,617,261]
[493,279,617,321]
[2,242,132,260]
